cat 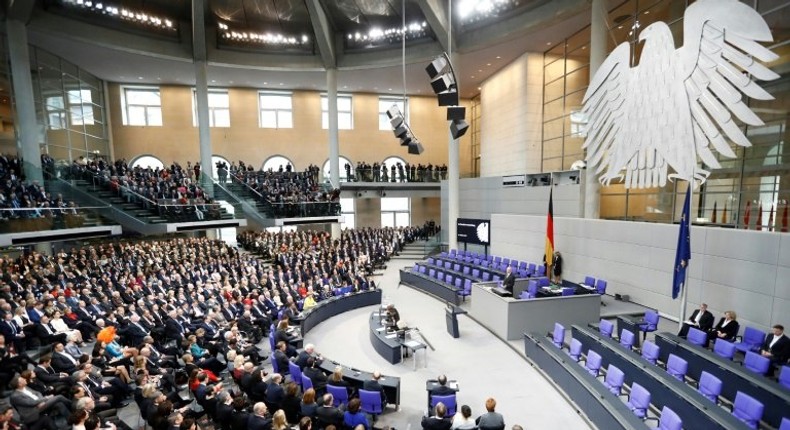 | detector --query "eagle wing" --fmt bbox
[582,42,633,185]
[678,0,778,171]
